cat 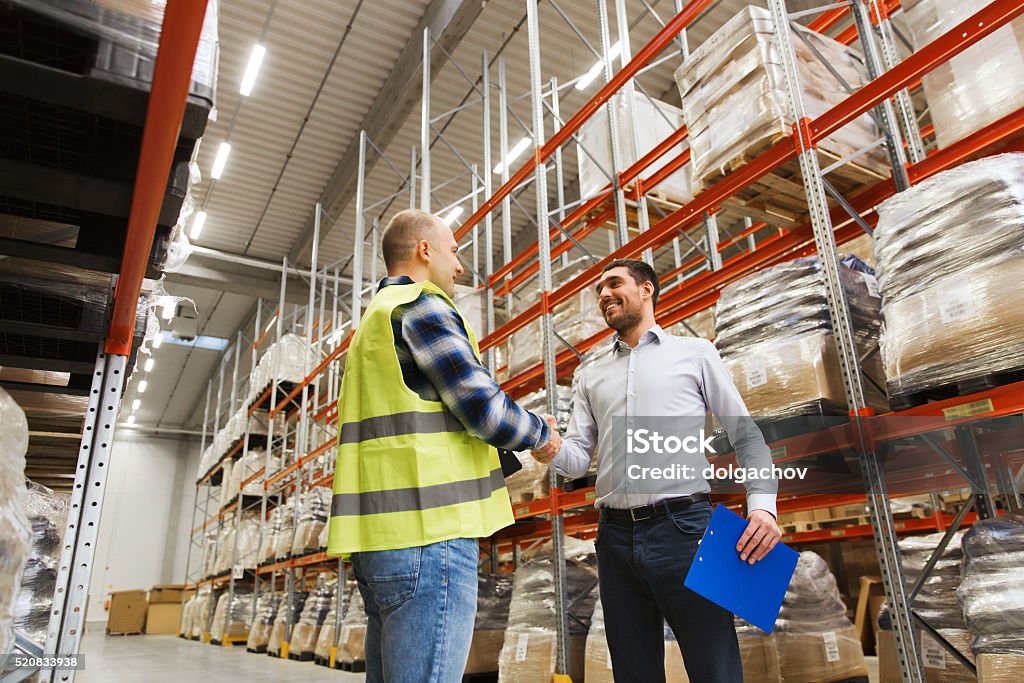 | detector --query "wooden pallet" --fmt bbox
[335,659,367,672]
[700,133,889,229]
[889,366,1024,412]
[105,630,142,636]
